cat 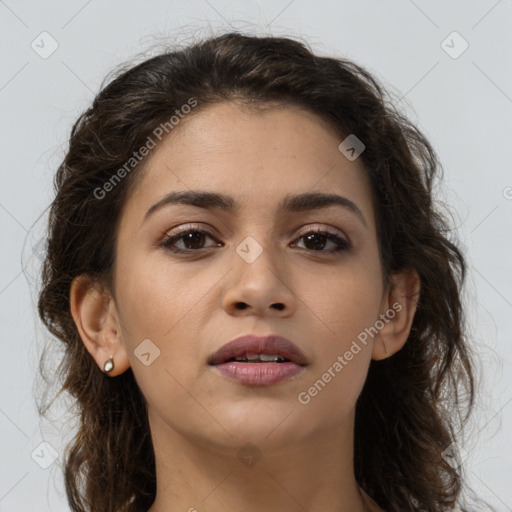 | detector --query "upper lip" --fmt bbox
[208,334,308,366]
